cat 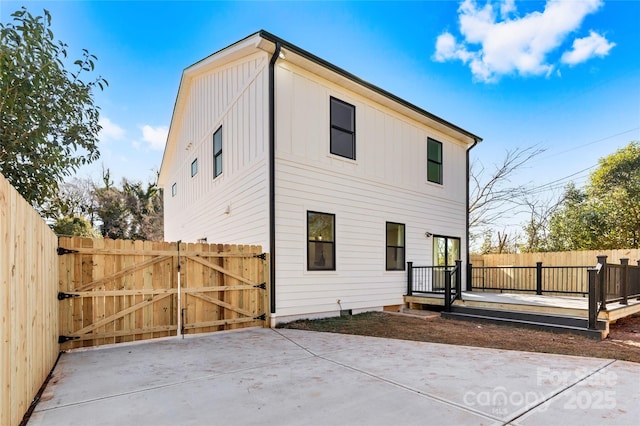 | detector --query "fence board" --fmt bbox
[1,173,59,426]
[58,238,267,348]
[472,249,640,267]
